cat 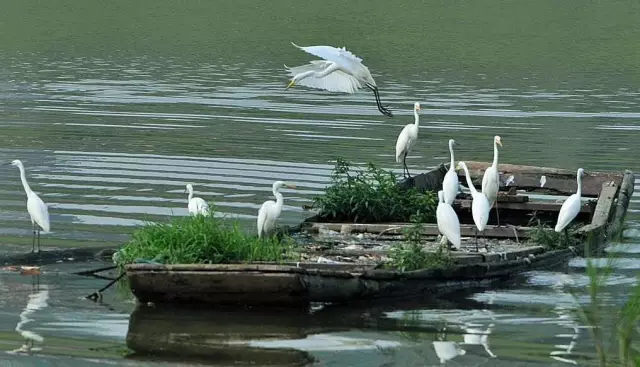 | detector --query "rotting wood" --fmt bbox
[307,222,533,239]
[606,170,635,239]
[577,181,620,234]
